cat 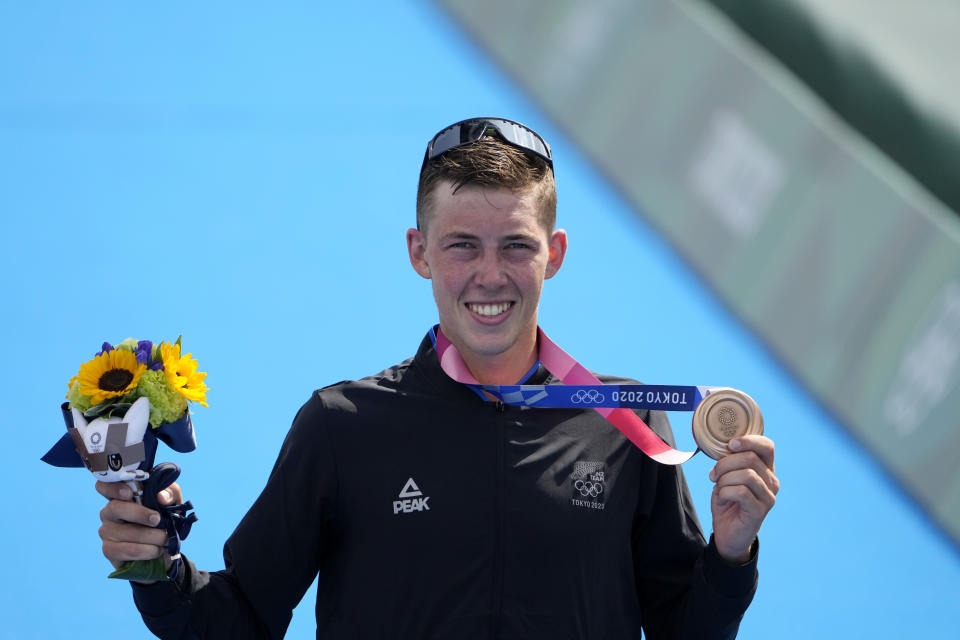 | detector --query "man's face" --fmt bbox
[407,180,566,380]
